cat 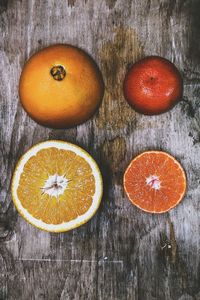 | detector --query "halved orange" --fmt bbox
[123,151,186,213]
[11,141,103,232]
